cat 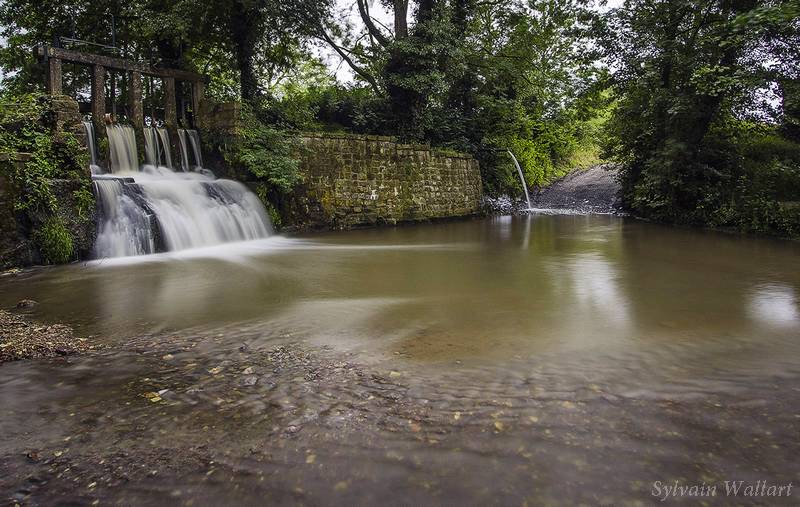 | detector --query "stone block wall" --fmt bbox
[197,101,241,134]
[42,95,85,140]
[282,133,482,229]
